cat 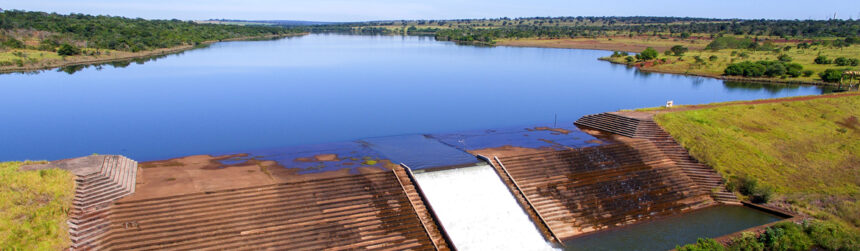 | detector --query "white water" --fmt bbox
[414,164,558,251]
